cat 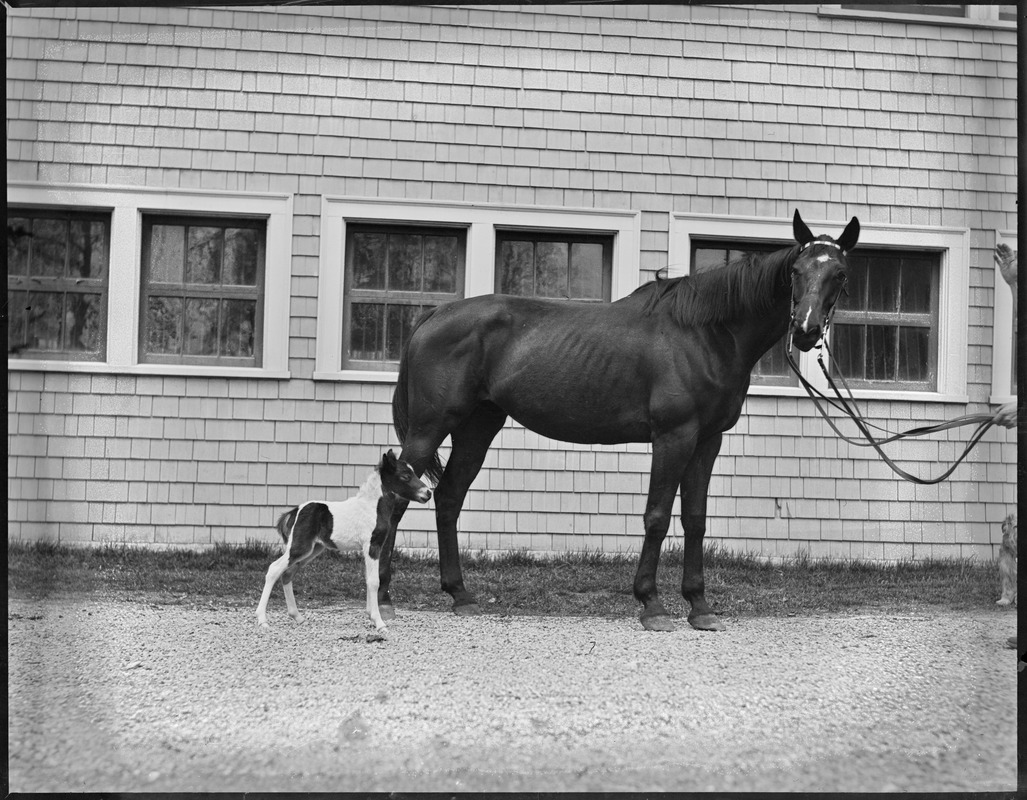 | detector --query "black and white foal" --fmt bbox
[256,450,431,632]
